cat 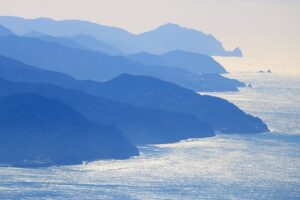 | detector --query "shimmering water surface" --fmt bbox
[0,72,299,200]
